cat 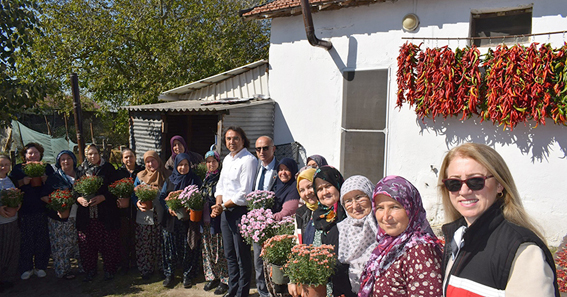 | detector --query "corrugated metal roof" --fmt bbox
[241,0,388,20]
[158,60,269,101]
[123,98,274,113]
